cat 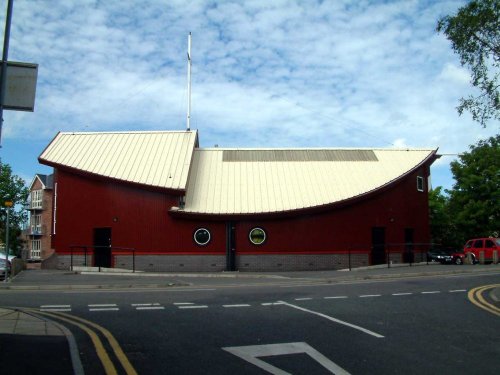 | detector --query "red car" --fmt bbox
[452,238,500,264]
